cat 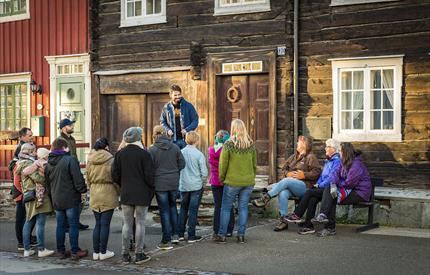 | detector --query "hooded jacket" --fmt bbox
[86,149,120,212]
[45,150,87,210]
[148,136,185,192]
[315,153,341,189]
